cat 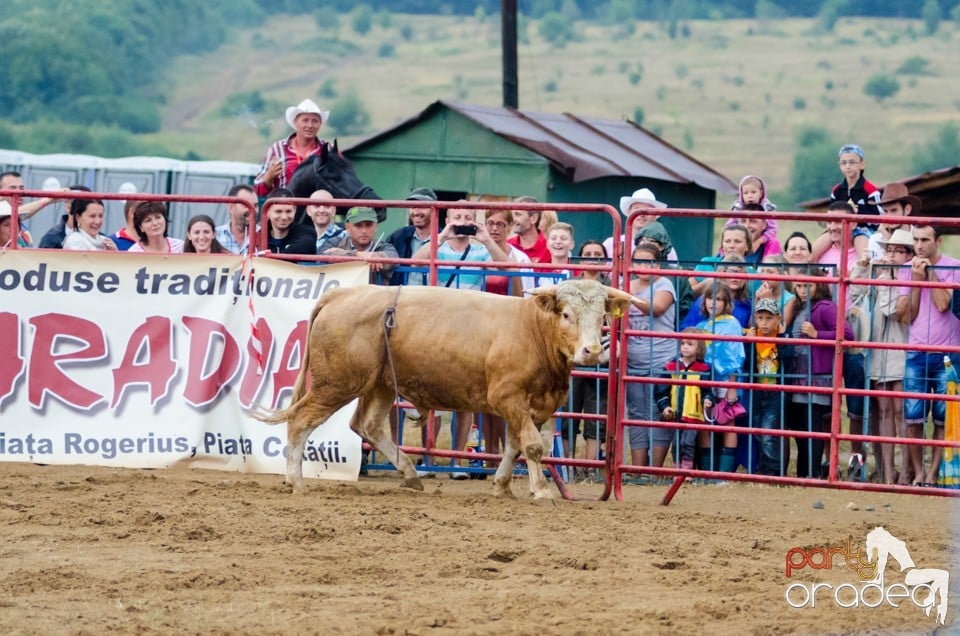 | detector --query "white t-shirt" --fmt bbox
[63,231,109,251]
